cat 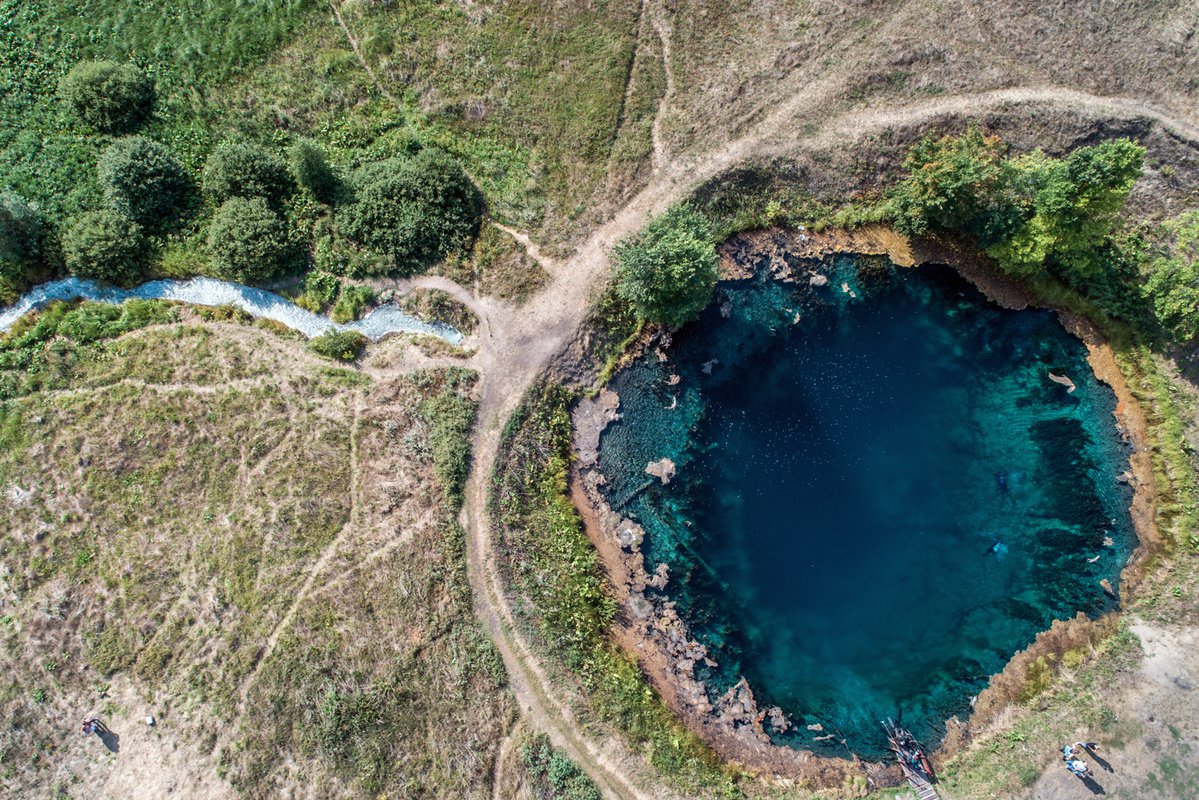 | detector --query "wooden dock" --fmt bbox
[901,764,941,800]
[883,719,942,800]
